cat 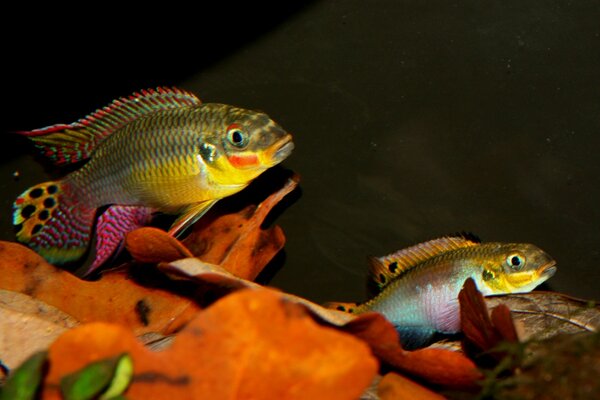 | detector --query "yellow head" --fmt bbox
[196,104,294,192]
[473,243,557,295]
